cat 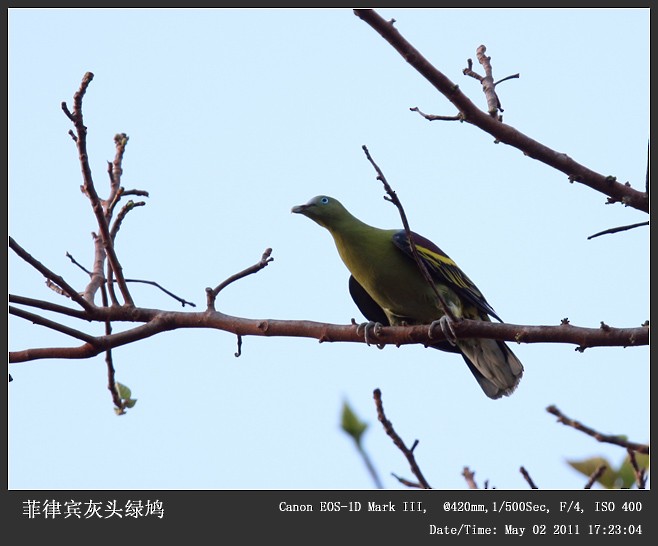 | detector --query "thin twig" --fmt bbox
[361,145,456,322]
[494,73,520,87]
[356,442,384,489]
[587,221,648,240]
[66,249,192,307]
[627,449,647,489]
[373,388,431,489]
[207,248,274,310]
[9,306,98,344]
[123,279,196,307]
[462,467,478,489]
[409,106,463,122]
[66,252,93,275]
[547,405,649,454]
[110,201,147,240]
[520,466,538,489]
[584,464,607,489]
[391,473,422,488]
[9,237,92,311]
